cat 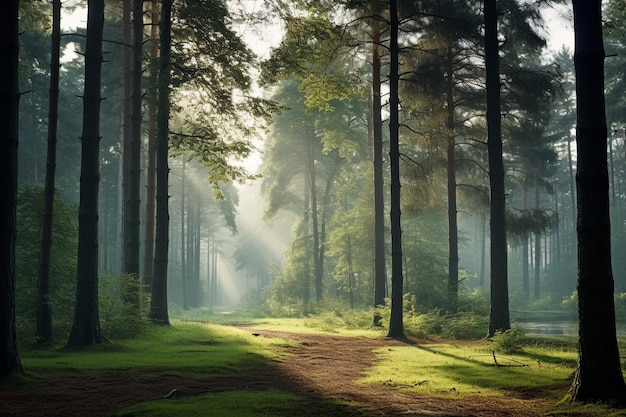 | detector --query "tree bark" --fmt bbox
[567,137,576,256]
[484,0,510,337]
[67,0,106,348]
[0,0,23,376]
[149,0,173,325]
[446,47,458,313]
[534,186,541,299]
[302,165,311,313]
[569,0,626,404]
[307,138,323,303]
[479,209,486,287]
[36,0,62,346]
[386,0,405,340]
[522,184,529,299]
[143,0,159,288]
[123,0,144,309]
[193,197,201,308]
[181,158,188,310]
[371,0,386,325]
[121,0,131,270]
